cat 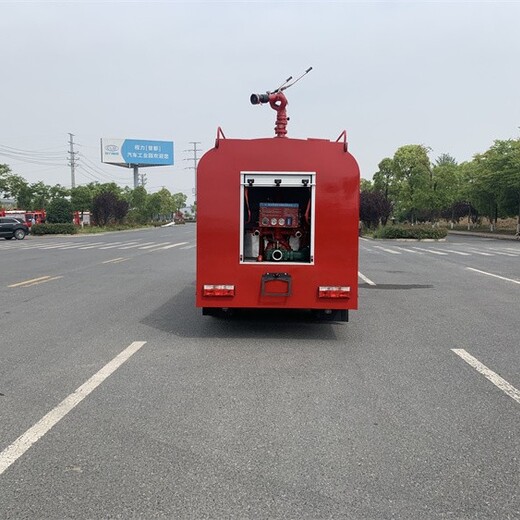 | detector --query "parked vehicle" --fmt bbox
[0,209,46,228]
[0,217,29,240]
